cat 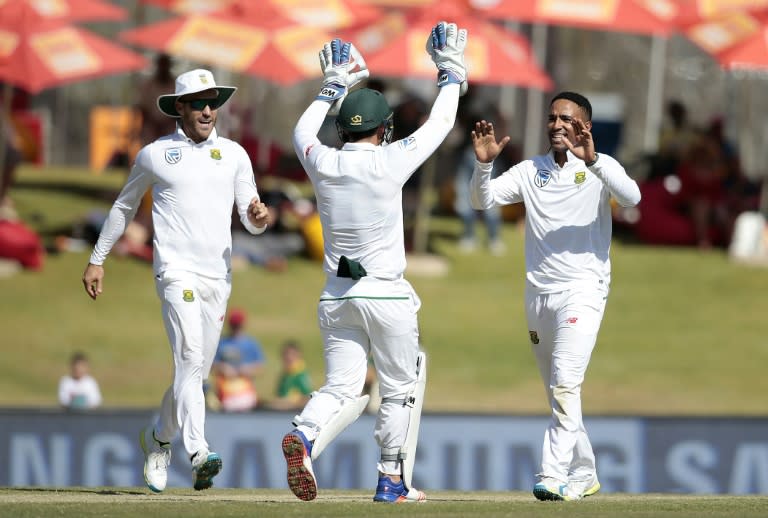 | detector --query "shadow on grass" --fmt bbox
[11,487,144,496]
